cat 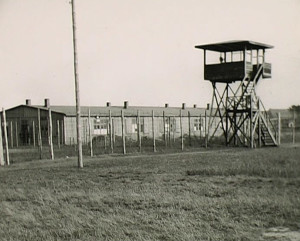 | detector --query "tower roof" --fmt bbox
[195,40,273,52]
